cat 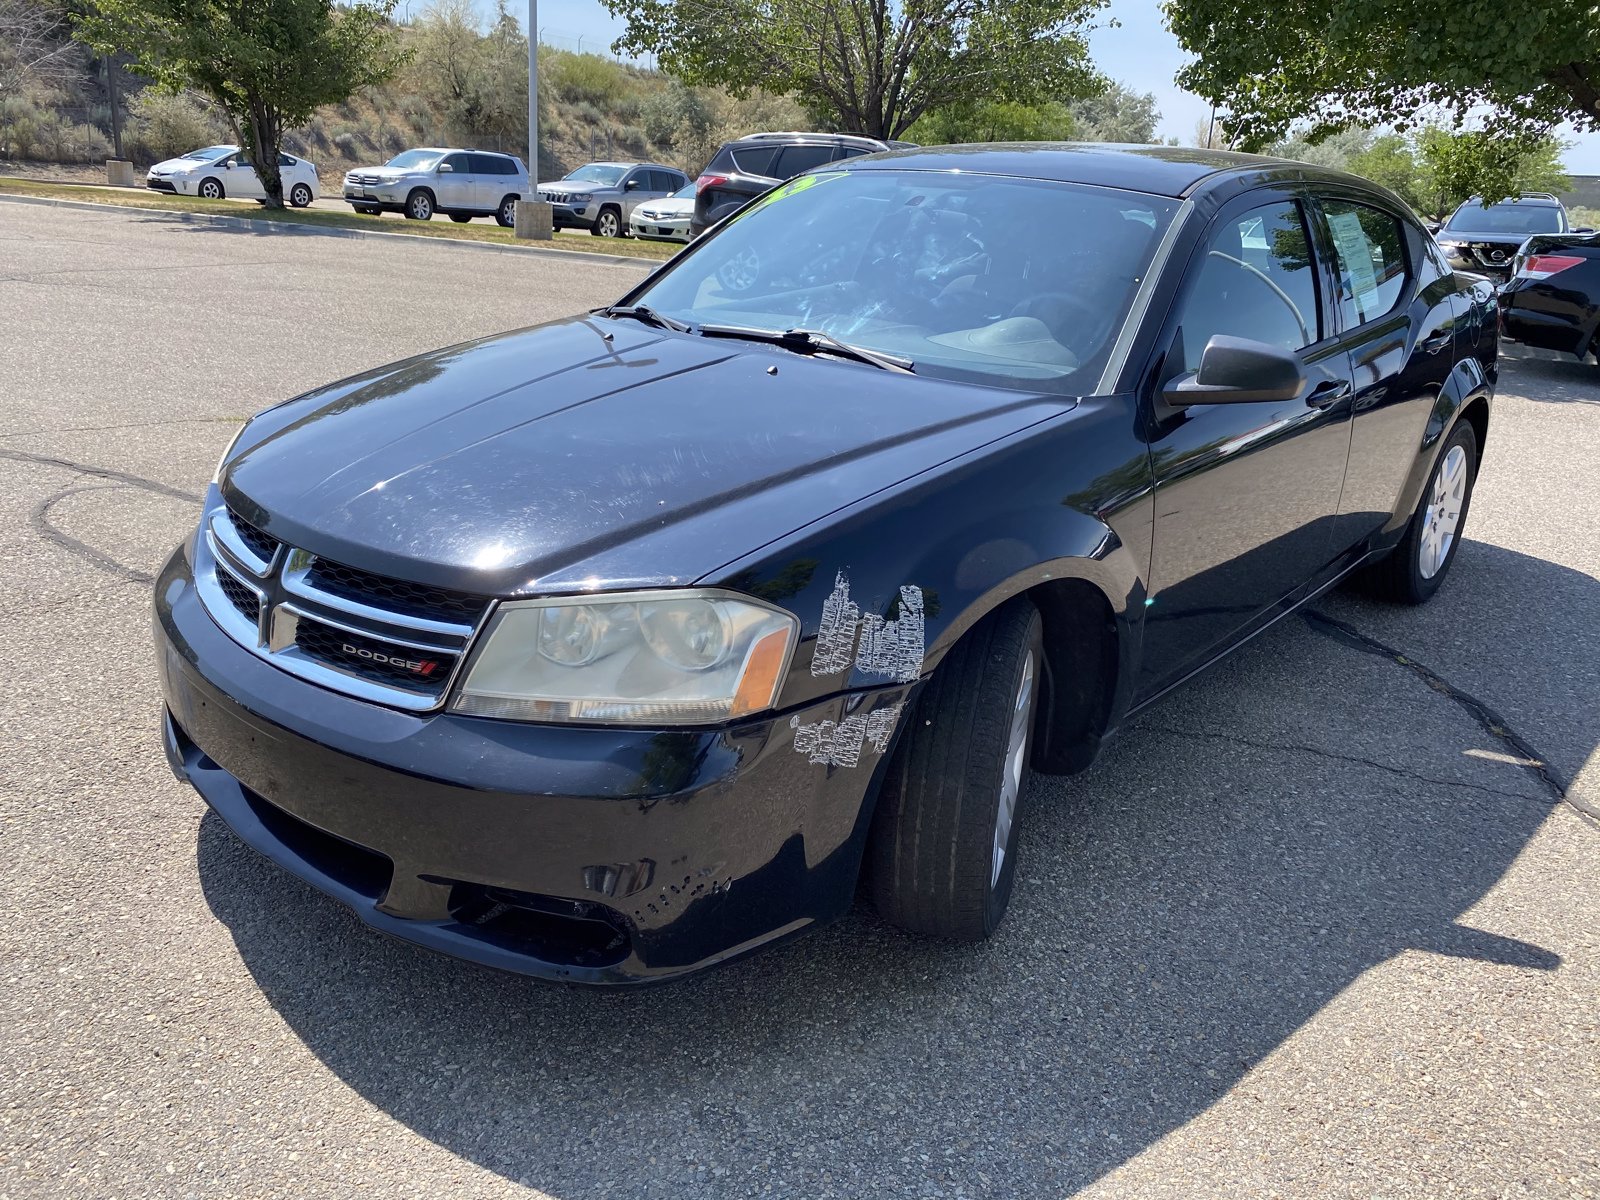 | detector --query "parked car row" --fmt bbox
[1426,192,1600,368]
